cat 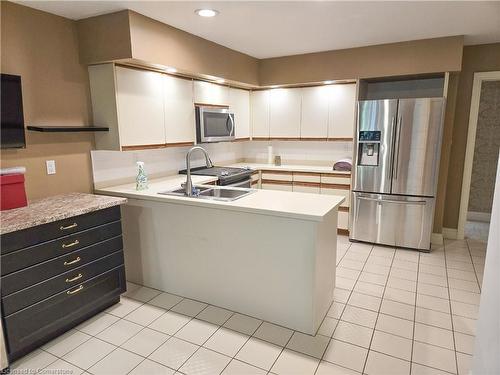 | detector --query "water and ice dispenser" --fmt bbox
[358,131,381,166]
